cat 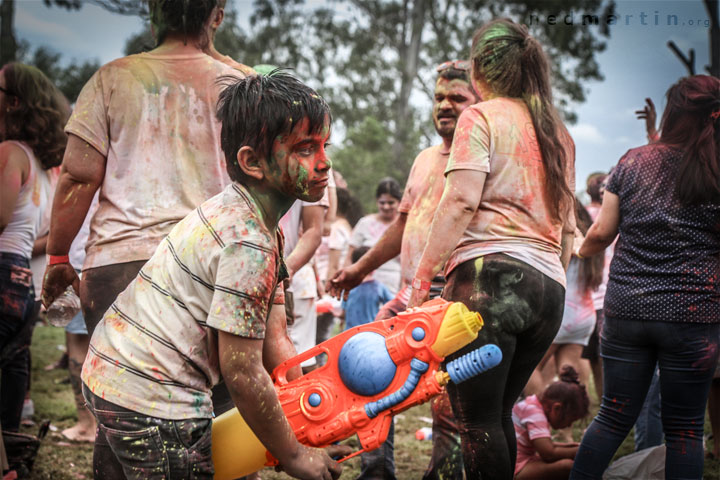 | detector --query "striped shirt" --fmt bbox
[82,183,285,420]
[513,395,551,475]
